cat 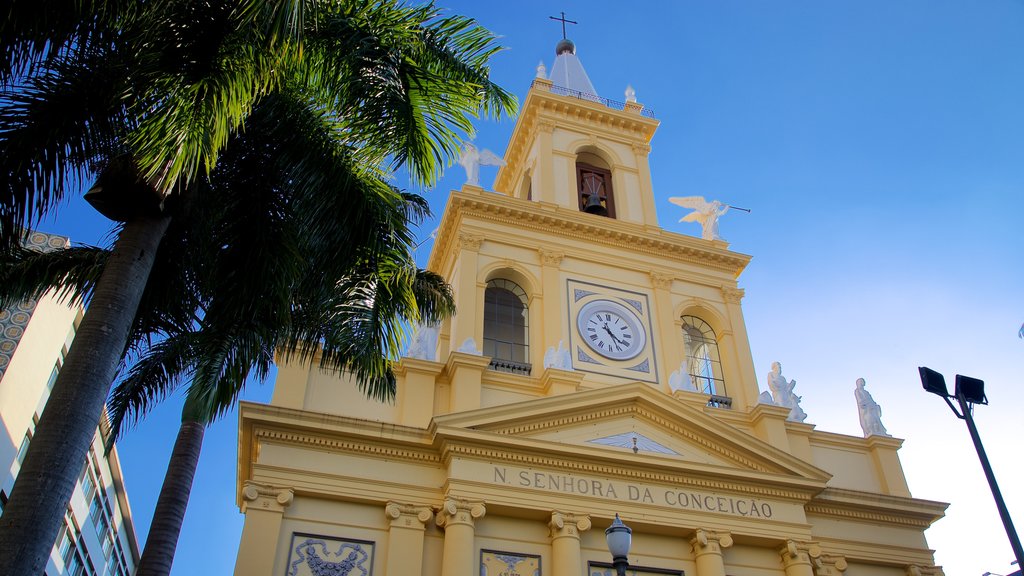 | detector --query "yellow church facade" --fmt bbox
[233,40,946,576]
